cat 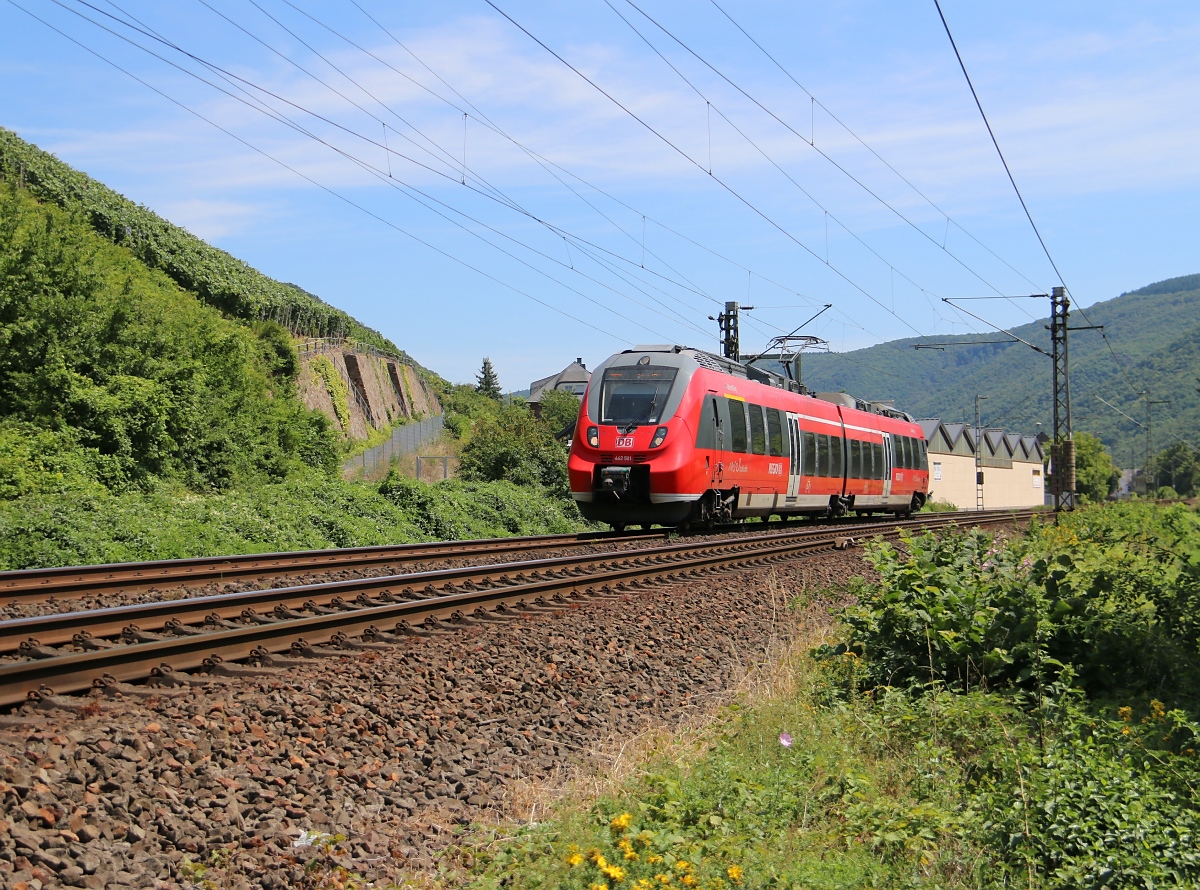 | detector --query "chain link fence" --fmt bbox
[343,415,445,480]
